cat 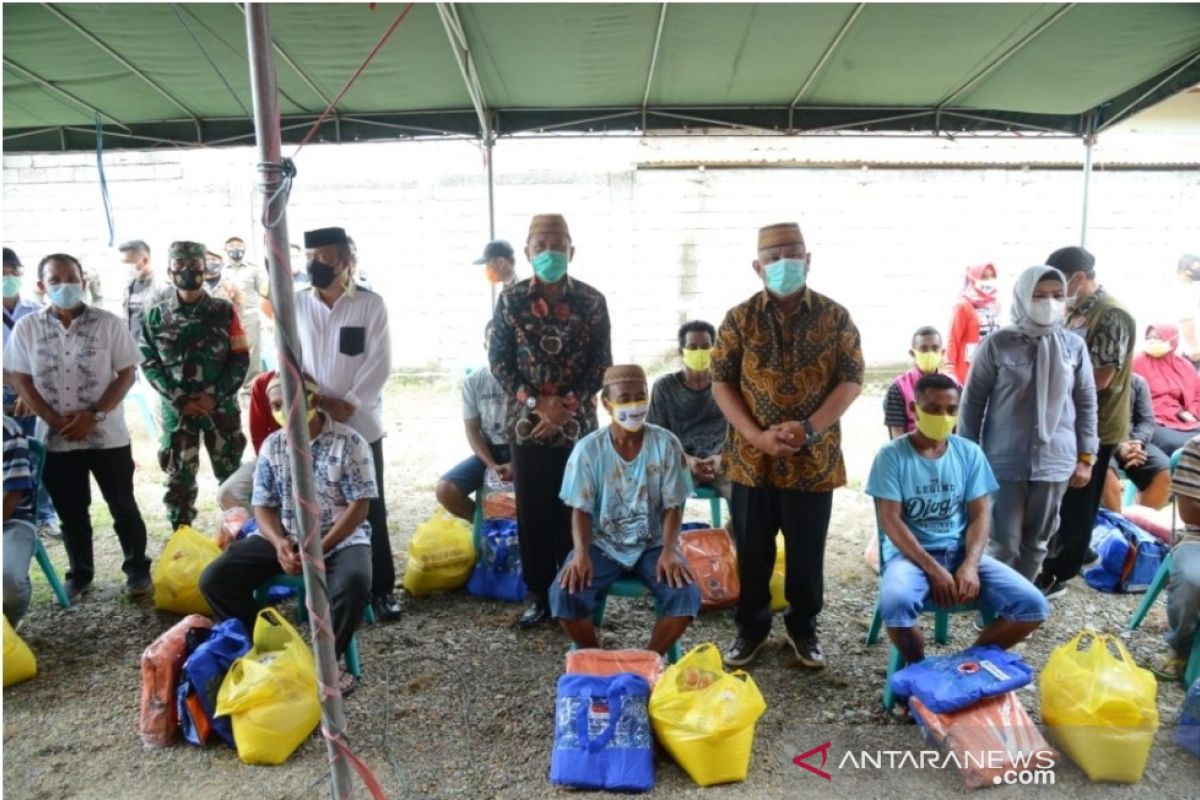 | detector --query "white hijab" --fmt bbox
[1009,265,1069,444]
